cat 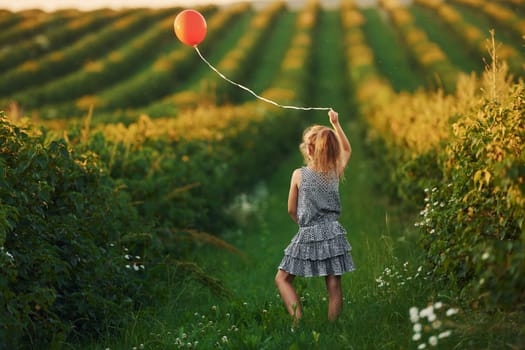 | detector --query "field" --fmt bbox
[1,0,524,349]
